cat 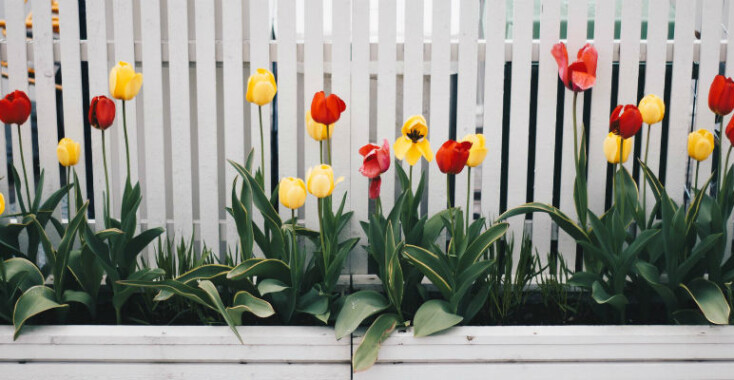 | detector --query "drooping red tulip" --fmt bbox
[436,140,472,175]
[359,139,391,179]
[89,95,116,130]
[709,75,734,117]
[310,91,346,125]
[0,90,32,125]
[610,104,643,139]
[368,176,382,200]
[551,42,598,92]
